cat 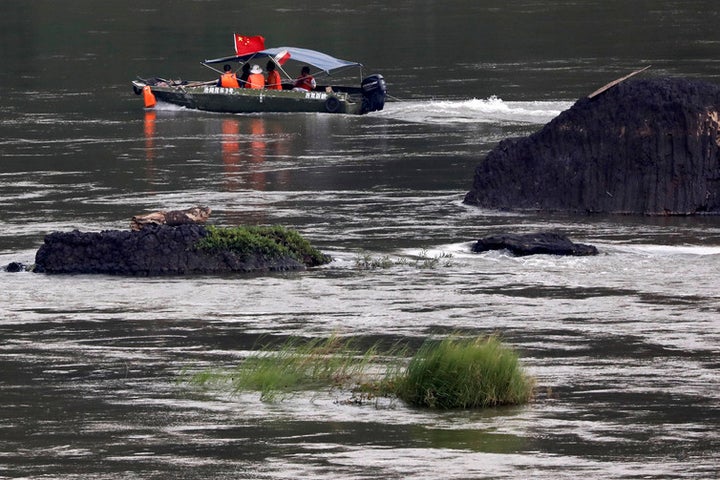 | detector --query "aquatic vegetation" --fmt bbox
[190,334,533,409]
[392,336,535,409]
[416,249,454,269]
[354,253,396,269]
[191,335,395,401]
[354,249,453,270]
[195,225,330,266]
